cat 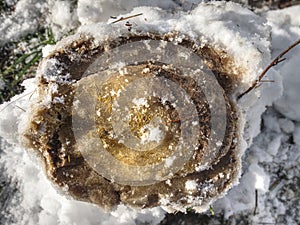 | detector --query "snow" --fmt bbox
[250,163,270,192]
[278,118,295,134]
[74,2,271,94]
[0,78,37,145]
[140,124,163,144]
[77,0,189,26]
[49,0,78,37]
[266,134,282,156]
[265,6,300,121]
[293,122,300,145]
[185,180,198,191]
[0,0,47,45]
[132,97,149,108]
[1,1,300,225]
[273,52,300,121]
[0,142,165,225]
[165,156,176,168]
